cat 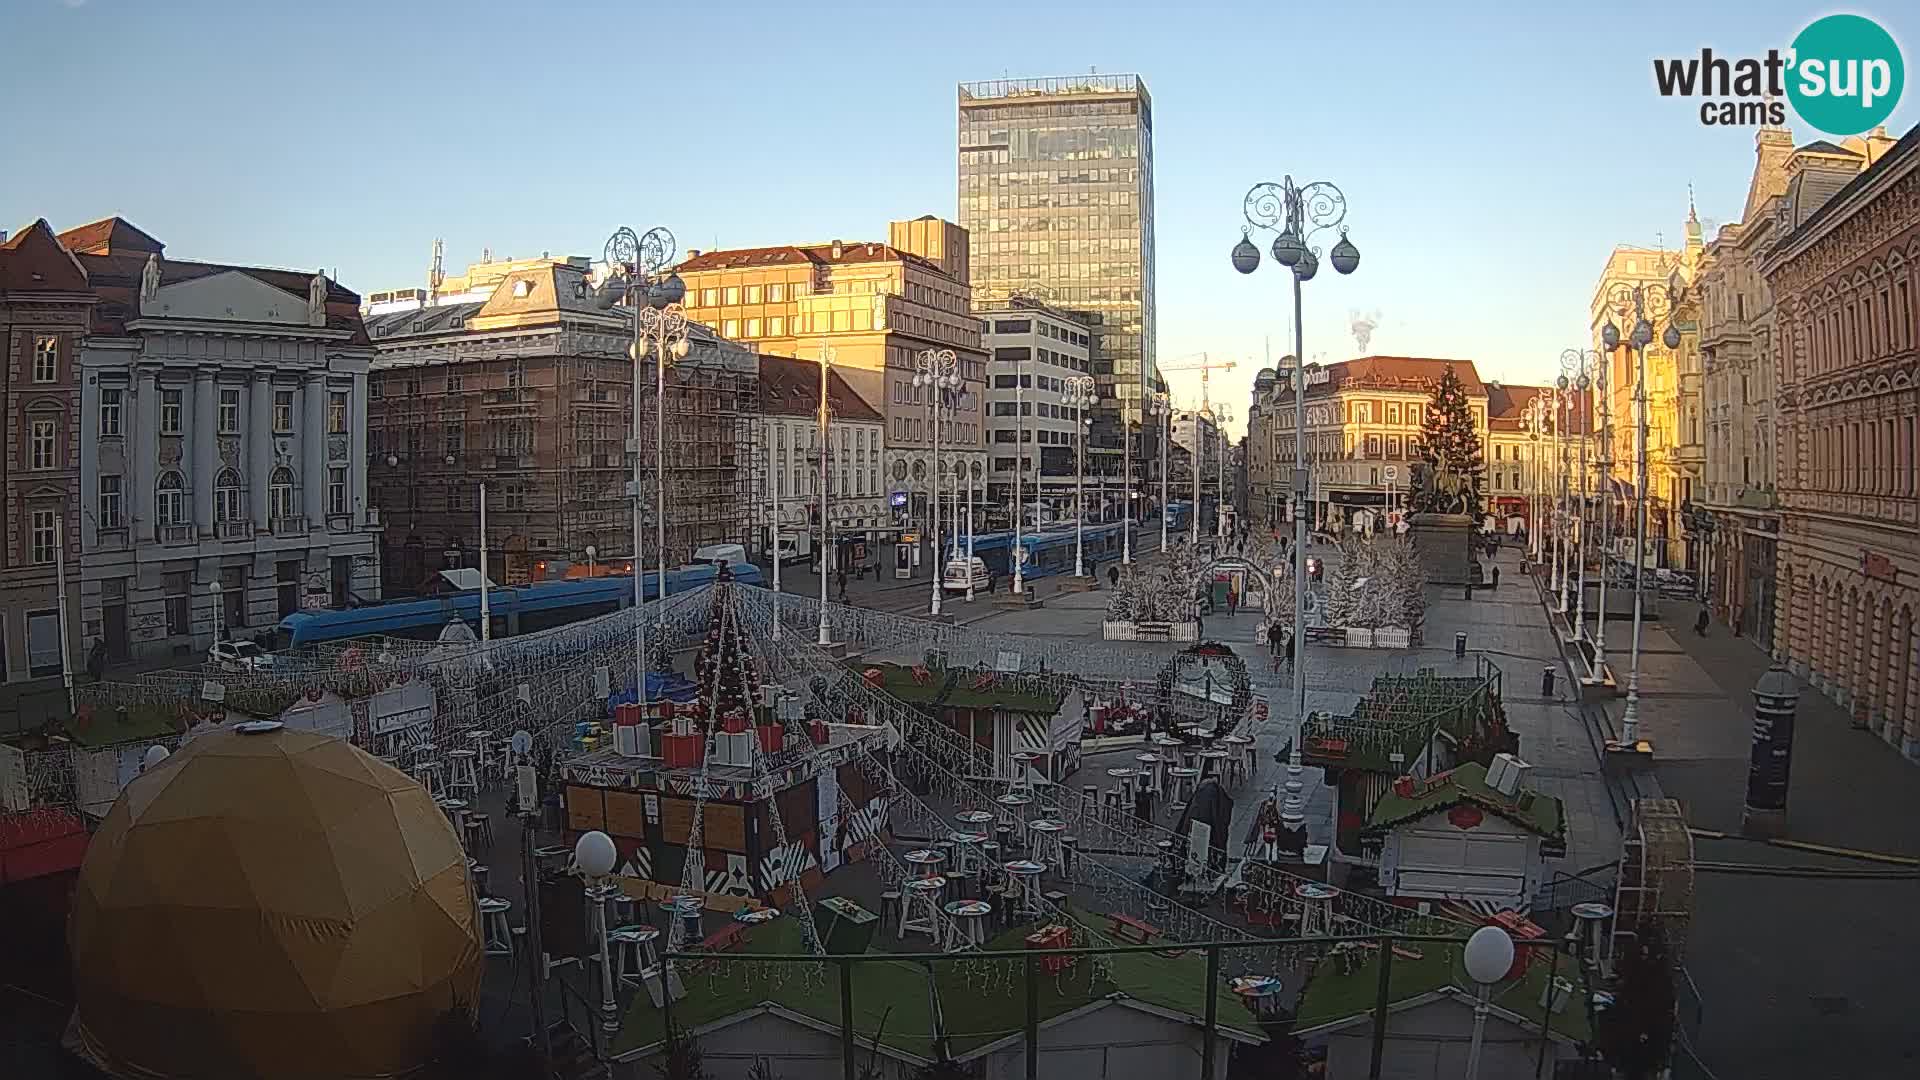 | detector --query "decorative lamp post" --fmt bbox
[1013,351,1027,595]
[1604,282,1685,748]
[1189,407,1204,549]
[1463,925,1517,1080]
[915,349,961,616]
[964,459,980,602]
[1593,345,1614,677]
[1152,392,1173,555]
[1234,175,1359,843]
[1065,375,1097,577]
[601,225,680,684]
[1123,418,1136,563]
[573,829,621,1045]
[815,344,836,646]
[1213,403,1234,539]
[209,580,224,646]
[1562,350,1598,638]
[1524,397,1545,563]
[1553,376,1570,612]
